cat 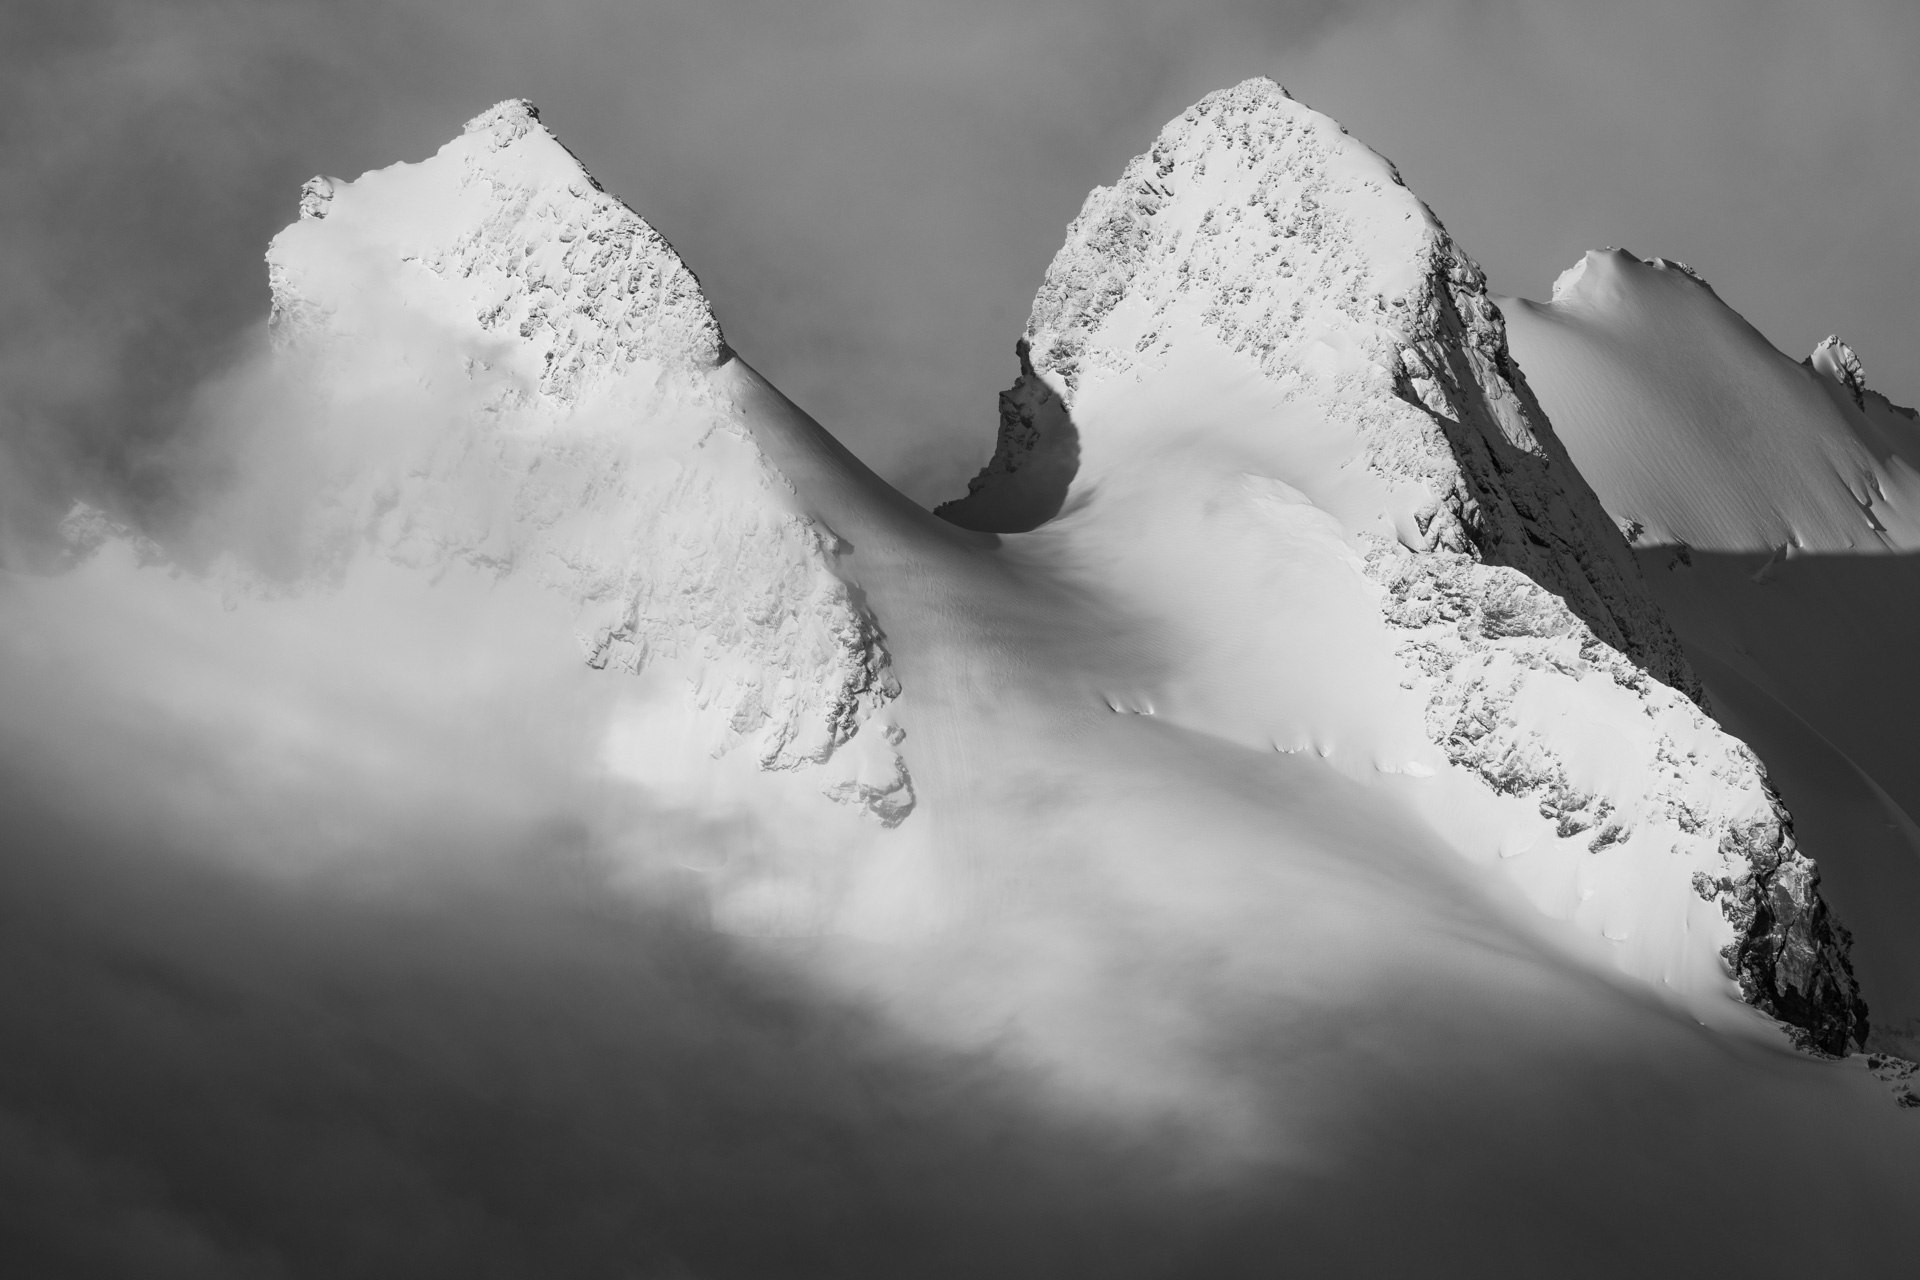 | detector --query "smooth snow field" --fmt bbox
[3,88,1917,1276]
